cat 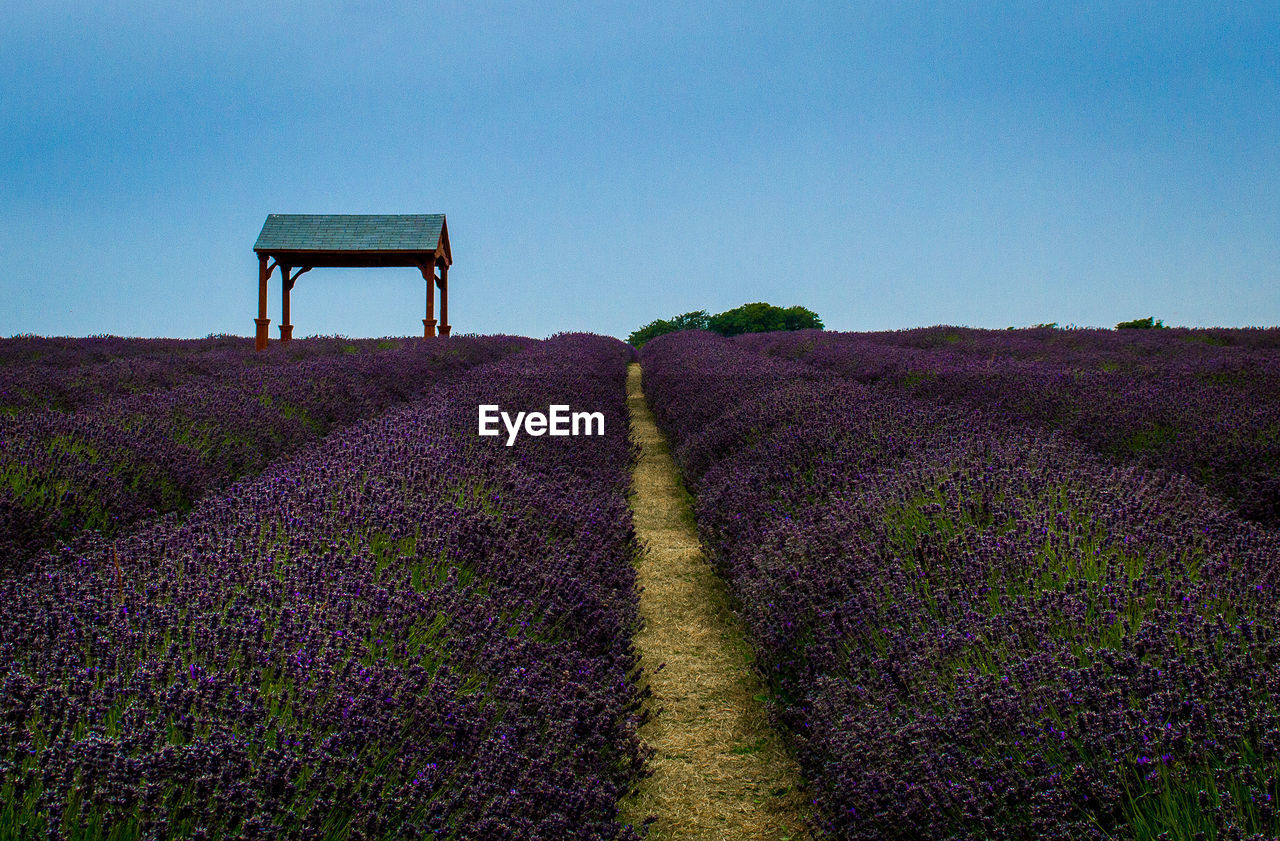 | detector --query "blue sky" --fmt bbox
[2,1,1277,339]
